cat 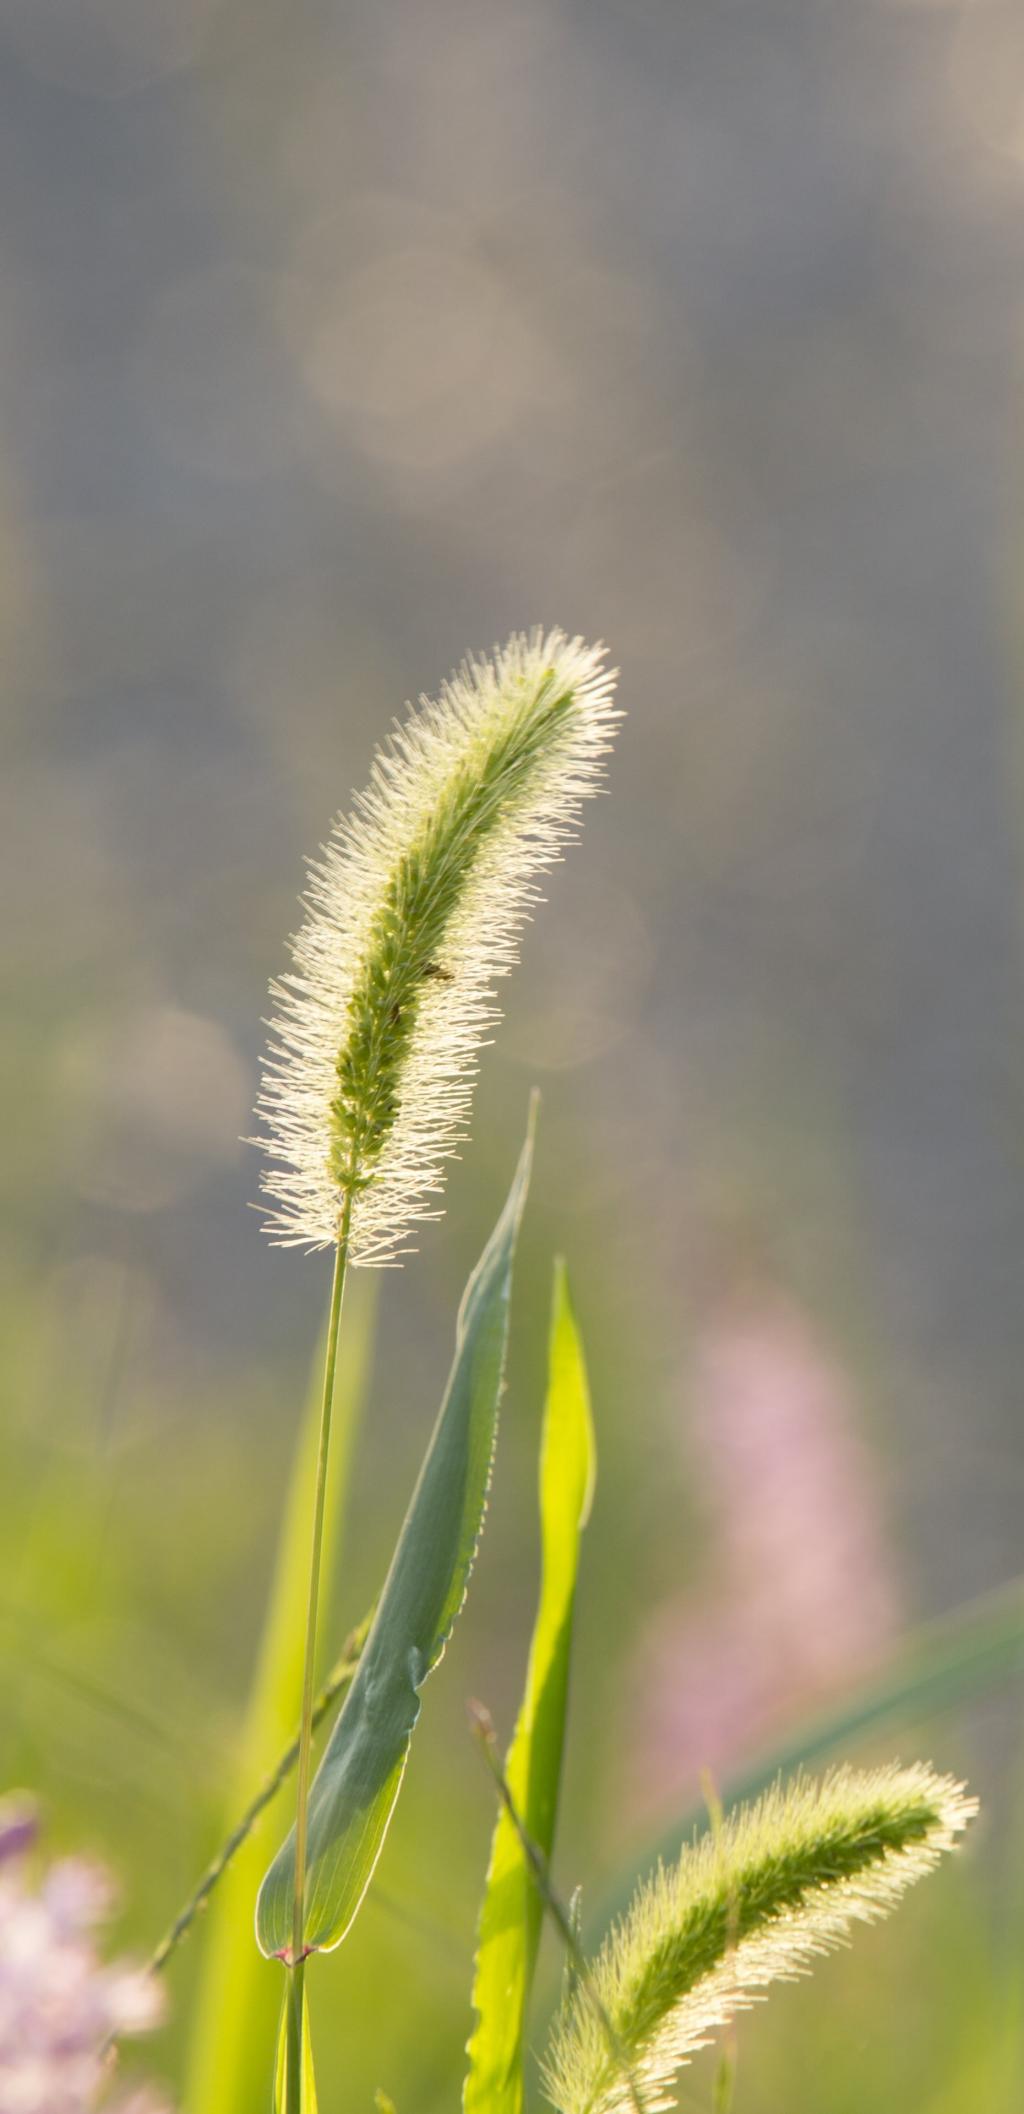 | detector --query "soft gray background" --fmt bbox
[5,0,1022,1572]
